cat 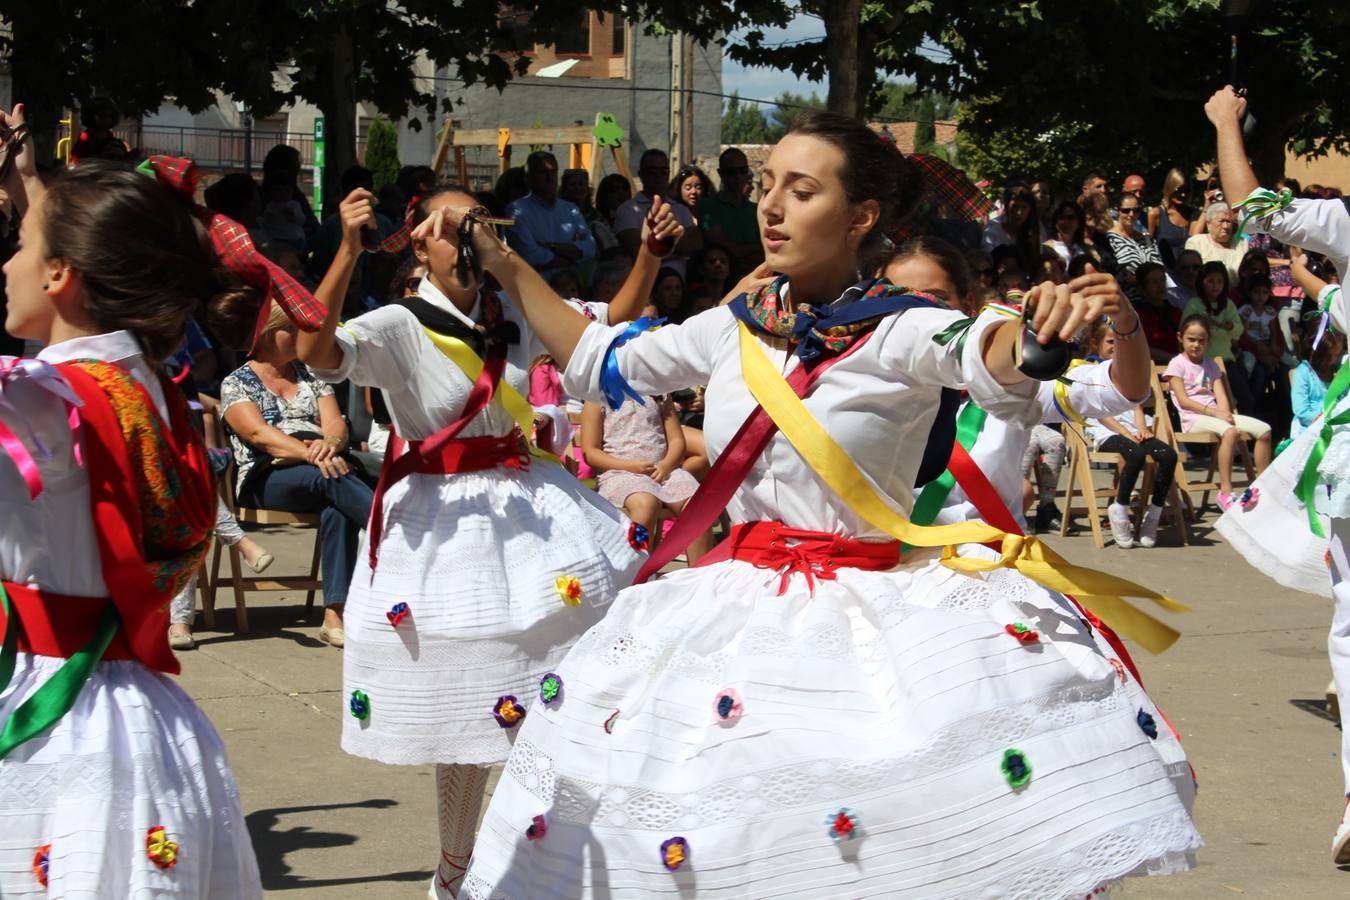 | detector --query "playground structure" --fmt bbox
[438,112,633,187]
